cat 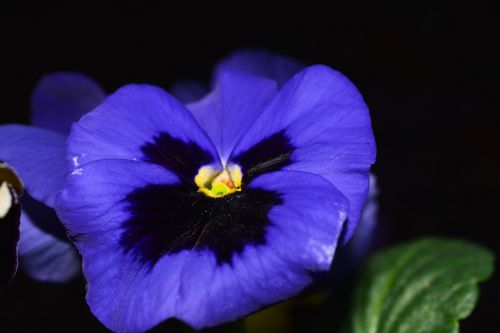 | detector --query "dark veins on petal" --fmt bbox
[121,130,295,266]
[0,185,21,284]
[231,130,295,184]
